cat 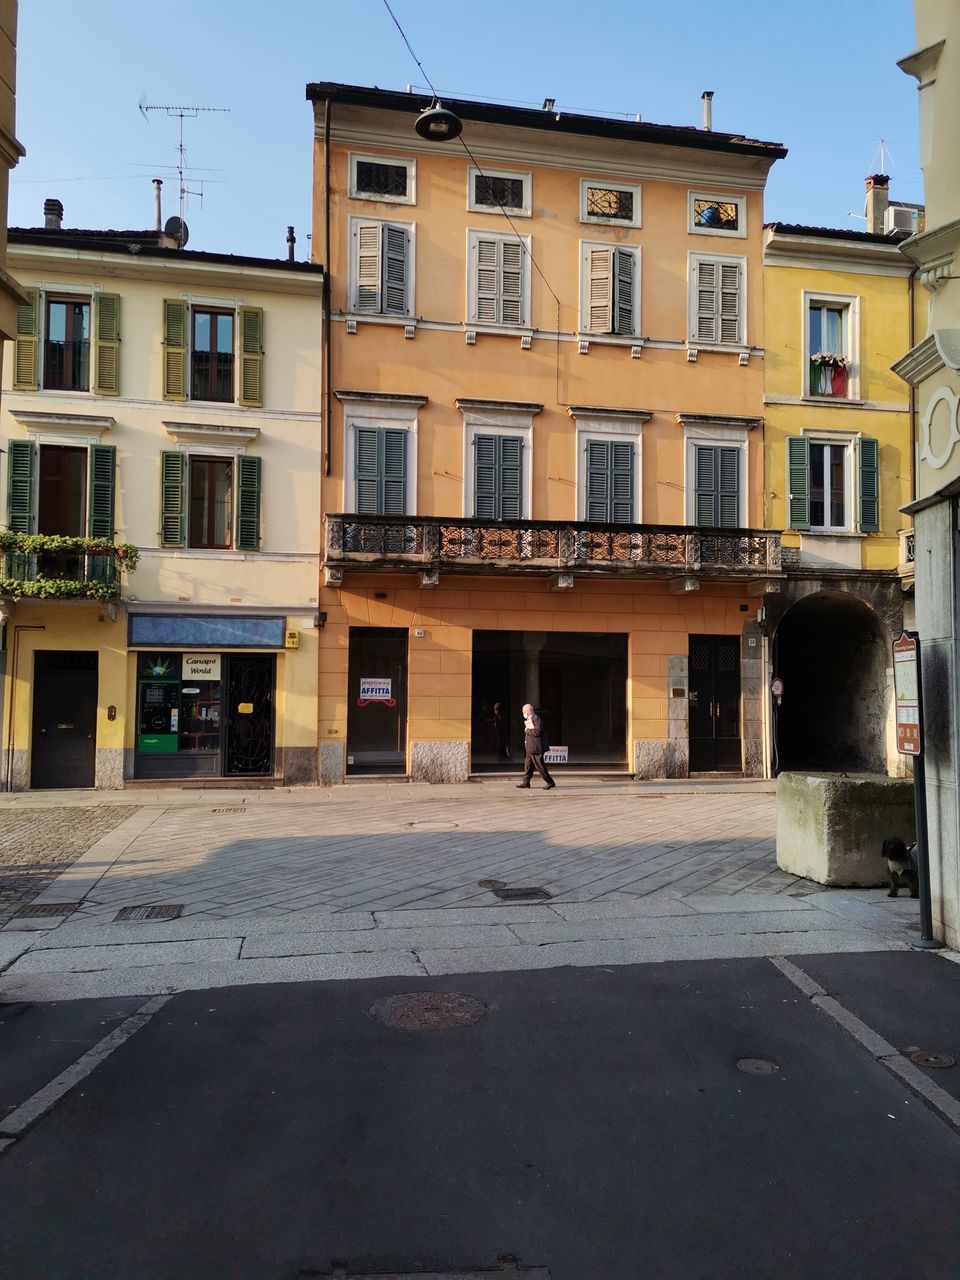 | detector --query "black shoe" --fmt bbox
[516,783,530,789]
[544,782,556,790]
